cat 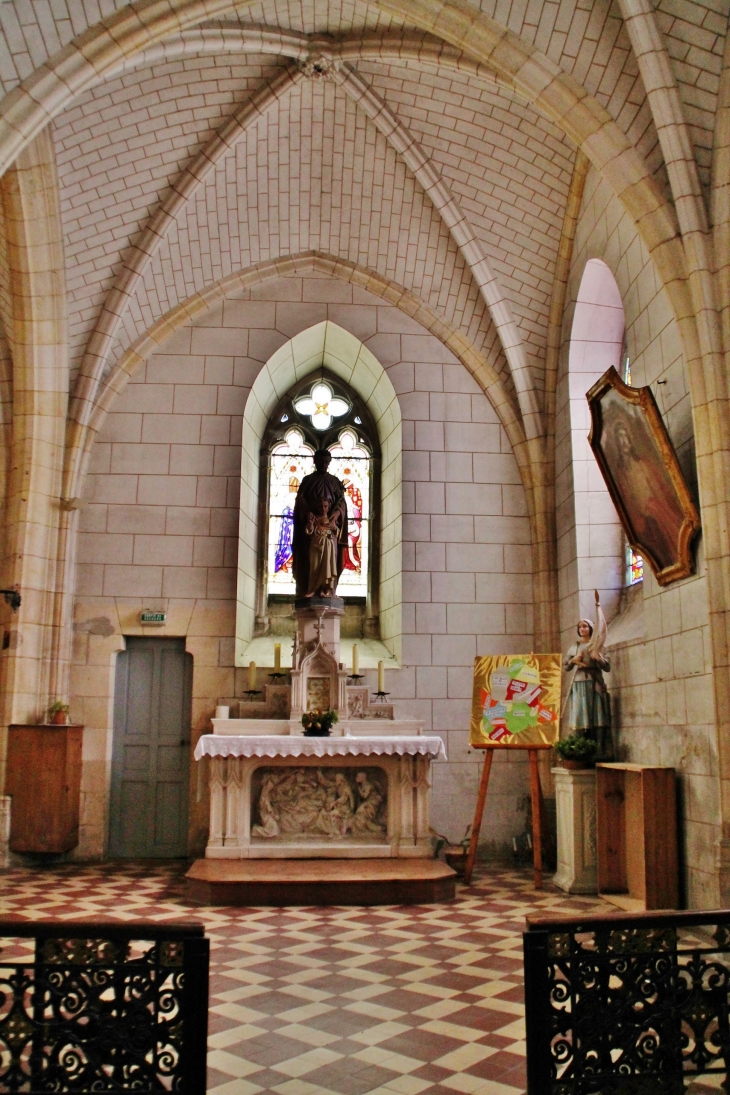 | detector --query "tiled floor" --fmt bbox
[0,861,606,1095]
